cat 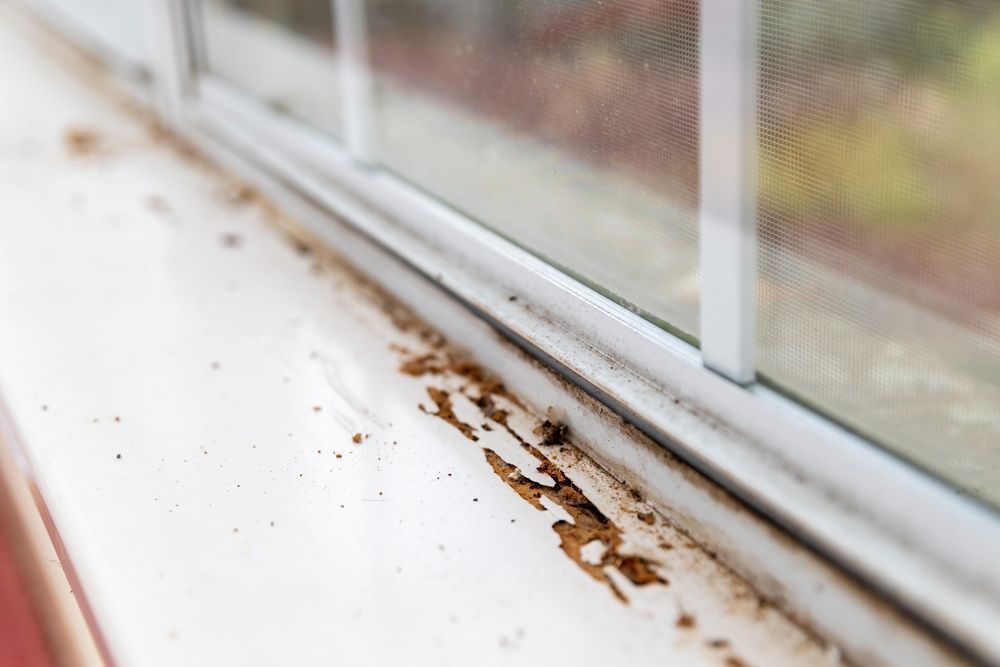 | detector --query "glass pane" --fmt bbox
[367,0,701,337]
[758,0,1000,505]
[197,0,341,138]
[44,0,147,65]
